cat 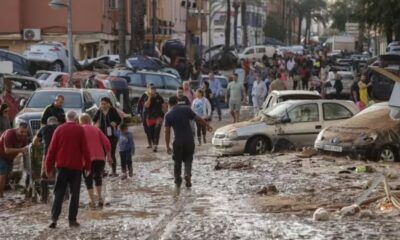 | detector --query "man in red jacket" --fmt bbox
[46,111,90,229]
